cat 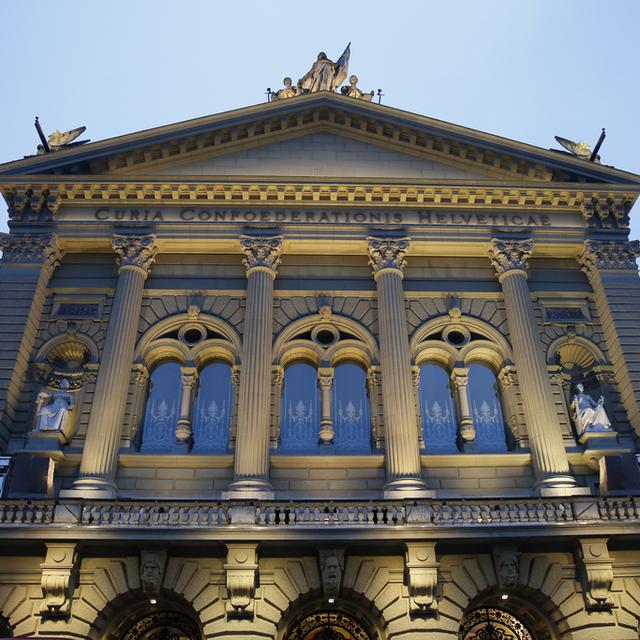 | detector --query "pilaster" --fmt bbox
[0,233,62,450]
[579,239,640,437]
